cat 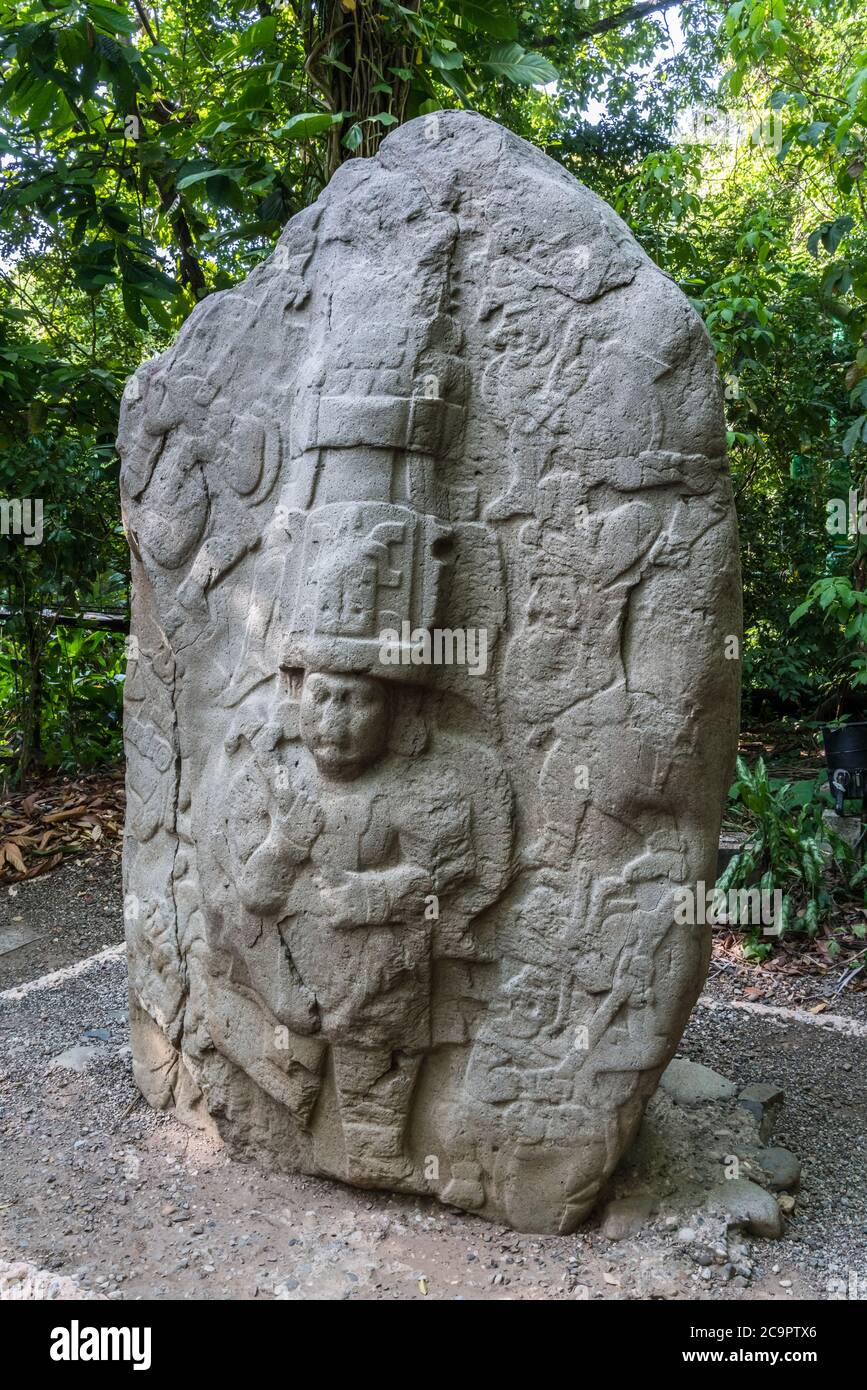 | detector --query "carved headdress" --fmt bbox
[229,244,505,694]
